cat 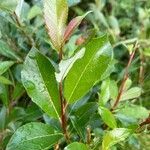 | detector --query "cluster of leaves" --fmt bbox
[0,0,150,150]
